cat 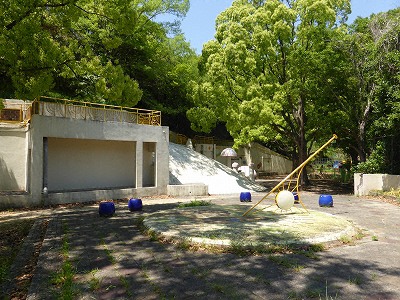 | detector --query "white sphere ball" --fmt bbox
[275,190,295,210]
